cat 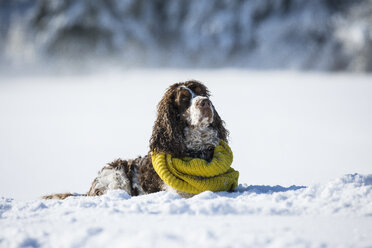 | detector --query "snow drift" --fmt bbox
[0,174,371,247]
[1,174,371,217]
[1,0,372,71]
